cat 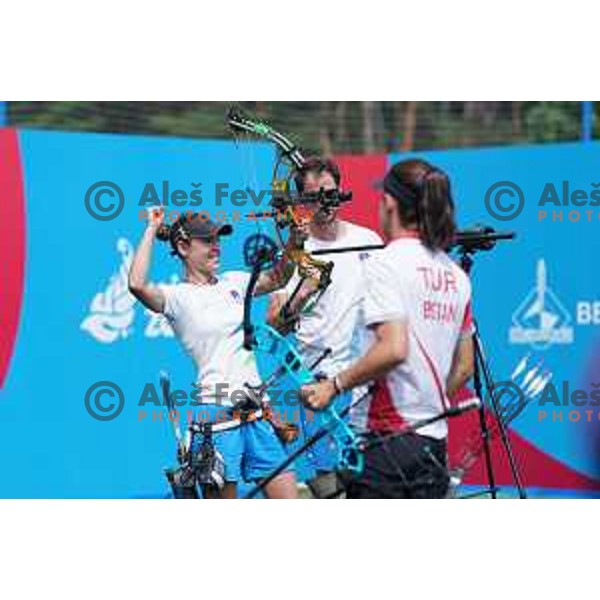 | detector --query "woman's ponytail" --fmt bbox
[384,159,456,252]
[417,168,456,252]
